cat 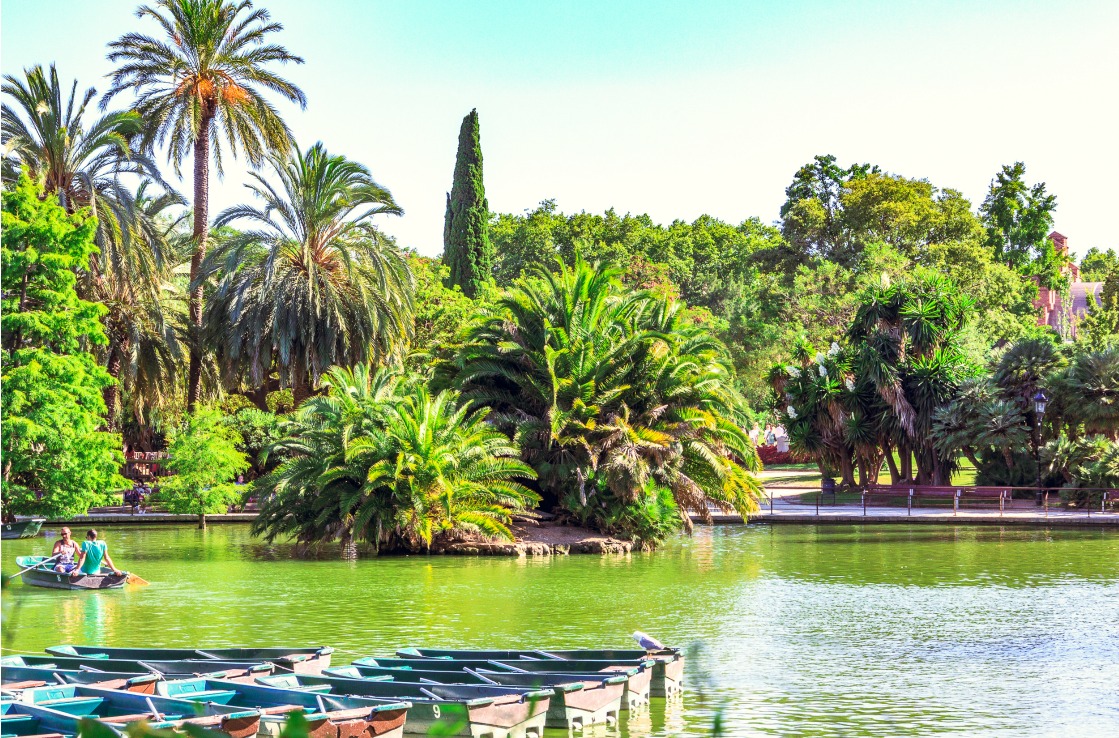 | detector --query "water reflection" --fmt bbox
[3,523,1117,736]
